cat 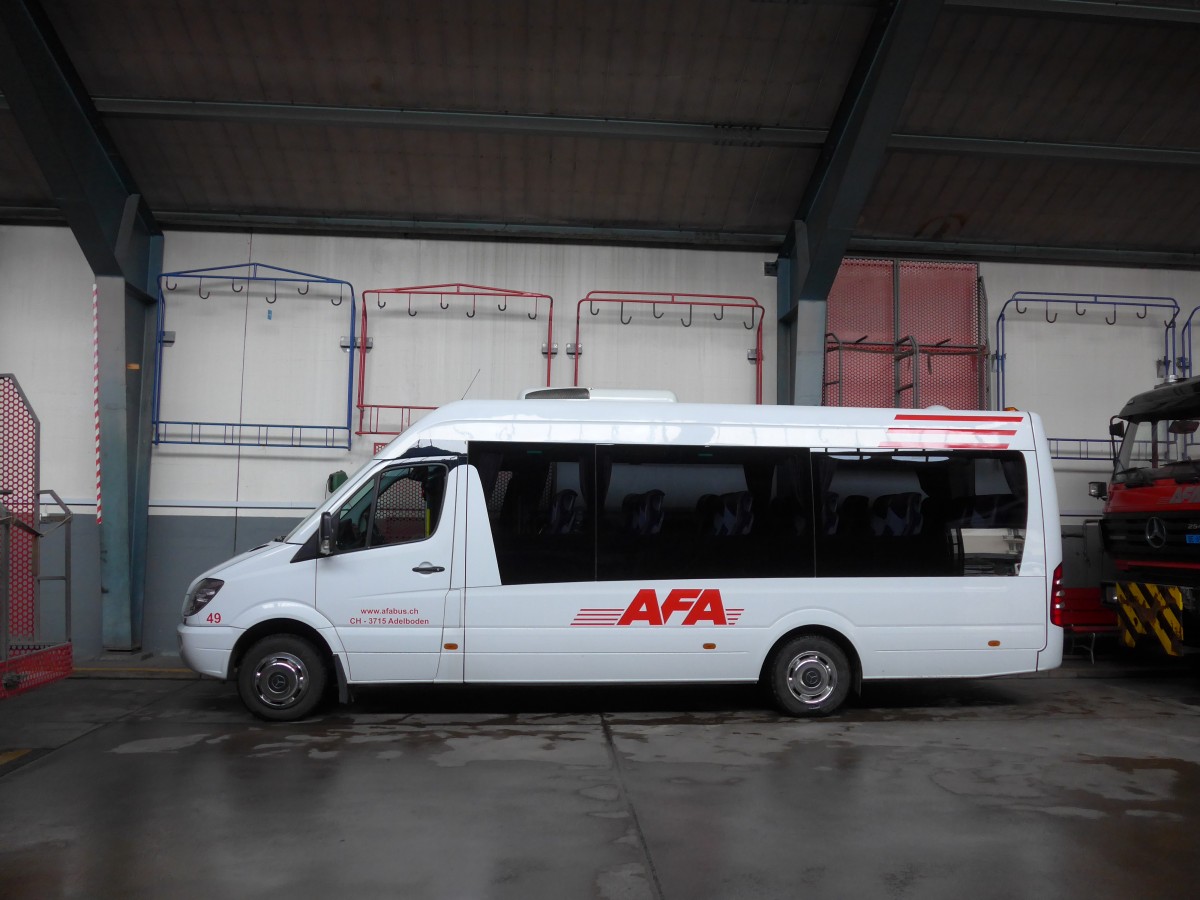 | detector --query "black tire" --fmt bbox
[766,634,851,717]
[237,634,329,722]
